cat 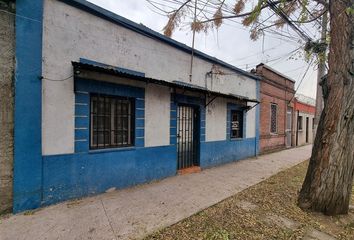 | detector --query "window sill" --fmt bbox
[230,138,244,141]
[298,130,303,132]
[89,146,136,154]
